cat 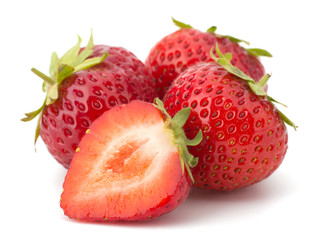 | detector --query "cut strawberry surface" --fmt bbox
[60,100,202,221]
